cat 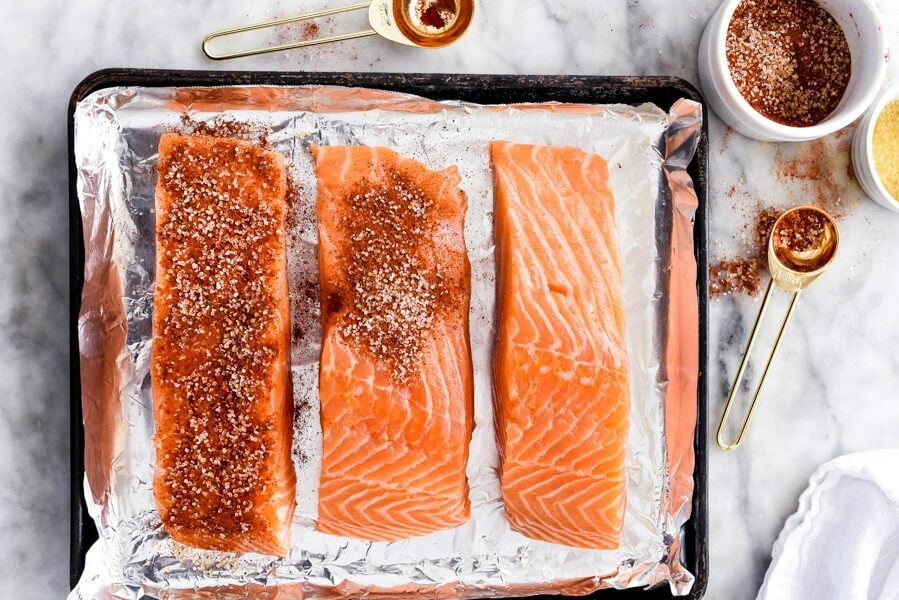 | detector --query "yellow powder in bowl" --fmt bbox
[873,100,899,202]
